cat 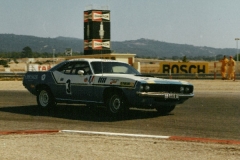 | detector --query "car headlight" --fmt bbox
[145,85,150,92]
[185,87,190,93]
[140,85,150,92]
[180,86,184,93]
